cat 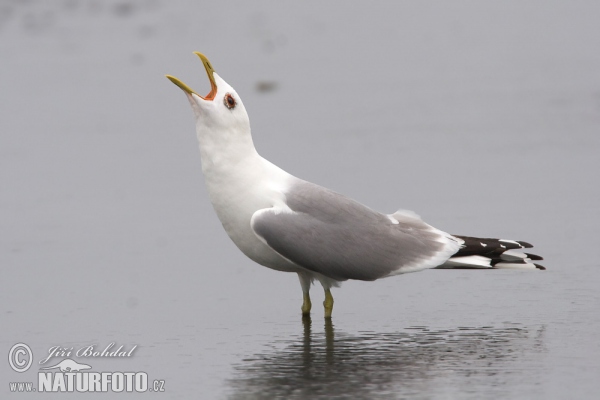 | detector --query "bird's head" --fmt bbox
[166,52,250,136]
